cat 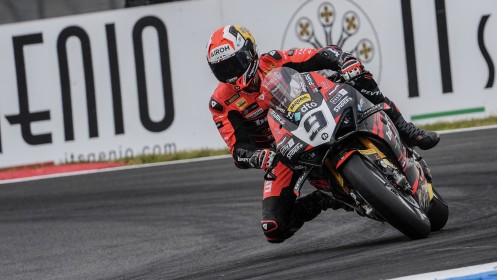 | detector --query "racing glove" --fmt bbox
[340,58,365,81]
[341,58,382,101]
[249,149,276,170]
[350,72,381,98]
